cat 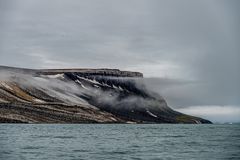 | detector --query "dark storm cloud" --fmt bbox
[0,0,239,121]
